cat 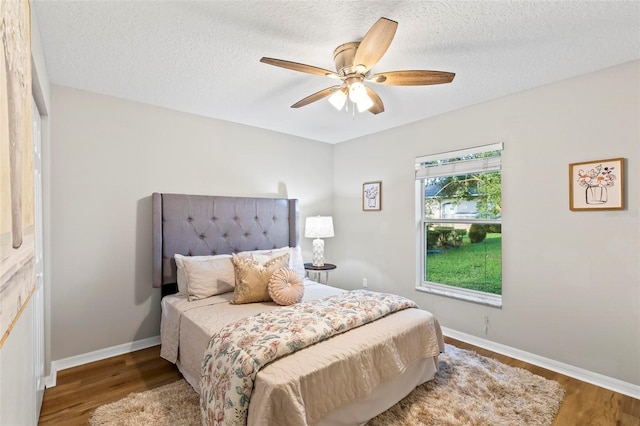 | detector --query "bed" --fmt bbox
[152,192,444,425]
